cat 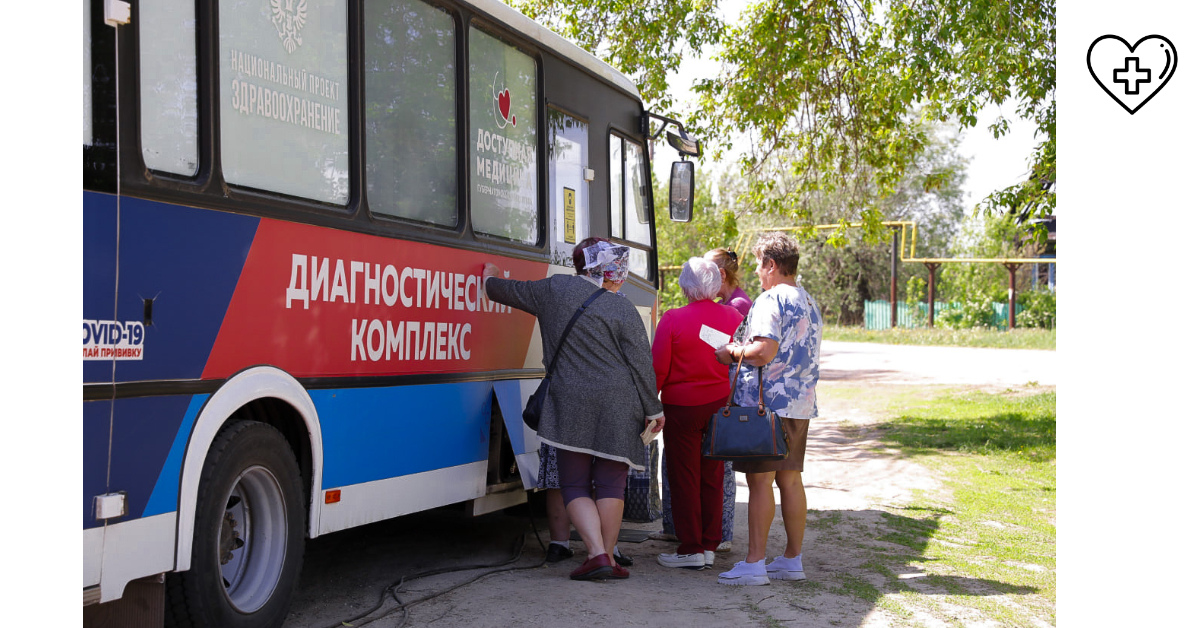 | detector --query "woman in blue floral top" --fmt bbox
[713,232,822,586]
